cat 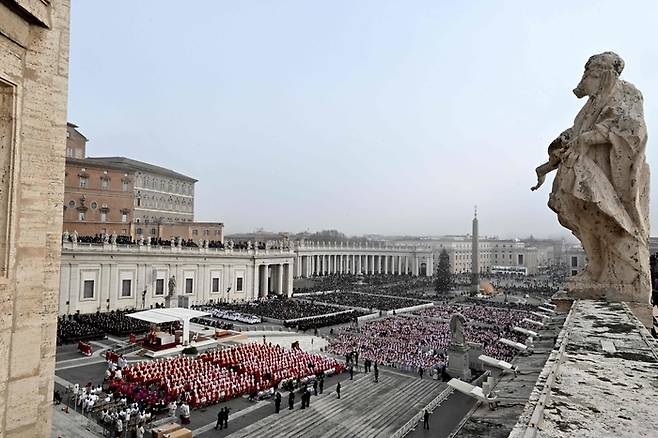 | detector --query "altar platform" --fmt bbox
[143,337,219,358]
